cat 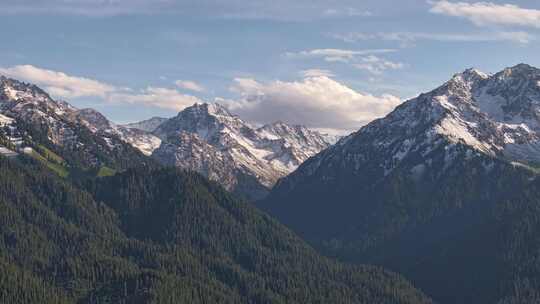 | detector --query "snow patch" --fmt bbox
[435,117,493,154]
